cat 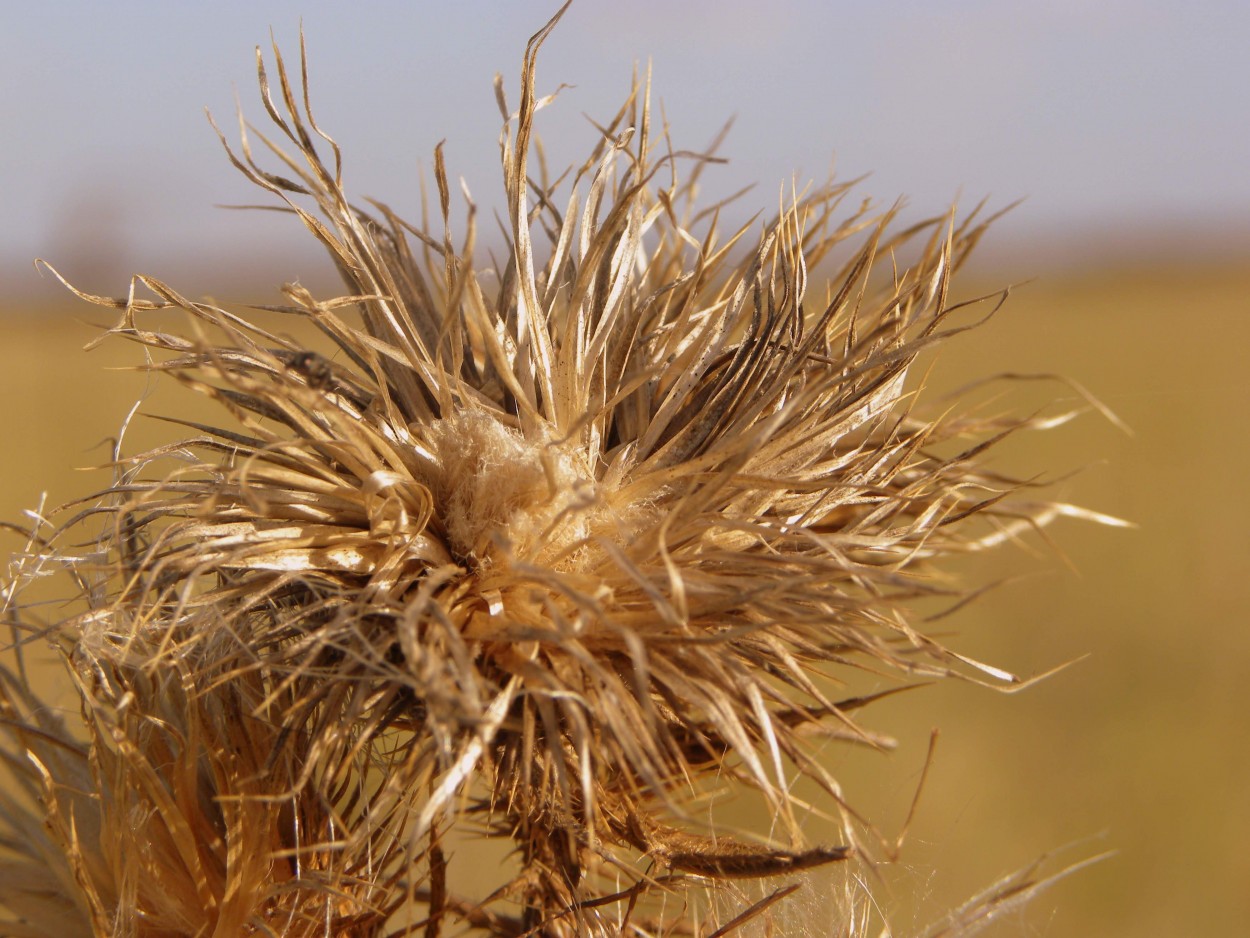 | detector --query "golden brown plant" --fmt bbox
[1,5,1121,936]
